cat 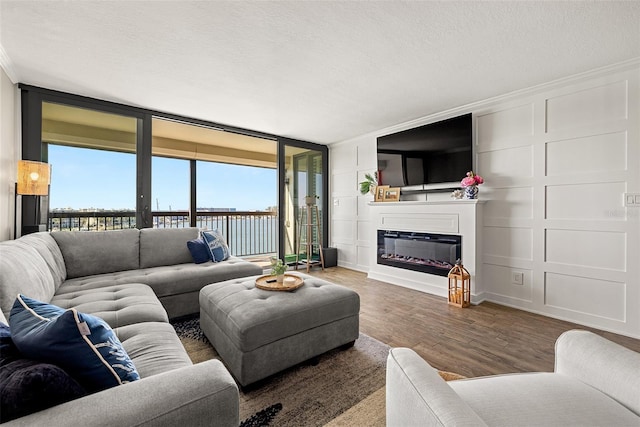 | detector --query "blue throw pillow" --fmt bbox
[0,322,87,423]
[0,322,20,363]
[201,230,230,262]
[0,322,20,365]
[9,295,140,393]
[187,238,211,264]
